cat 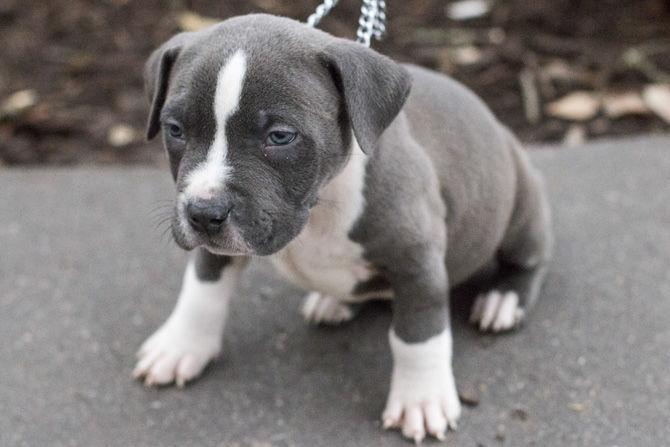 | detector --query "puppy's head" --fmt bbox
[145,14,411,256]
